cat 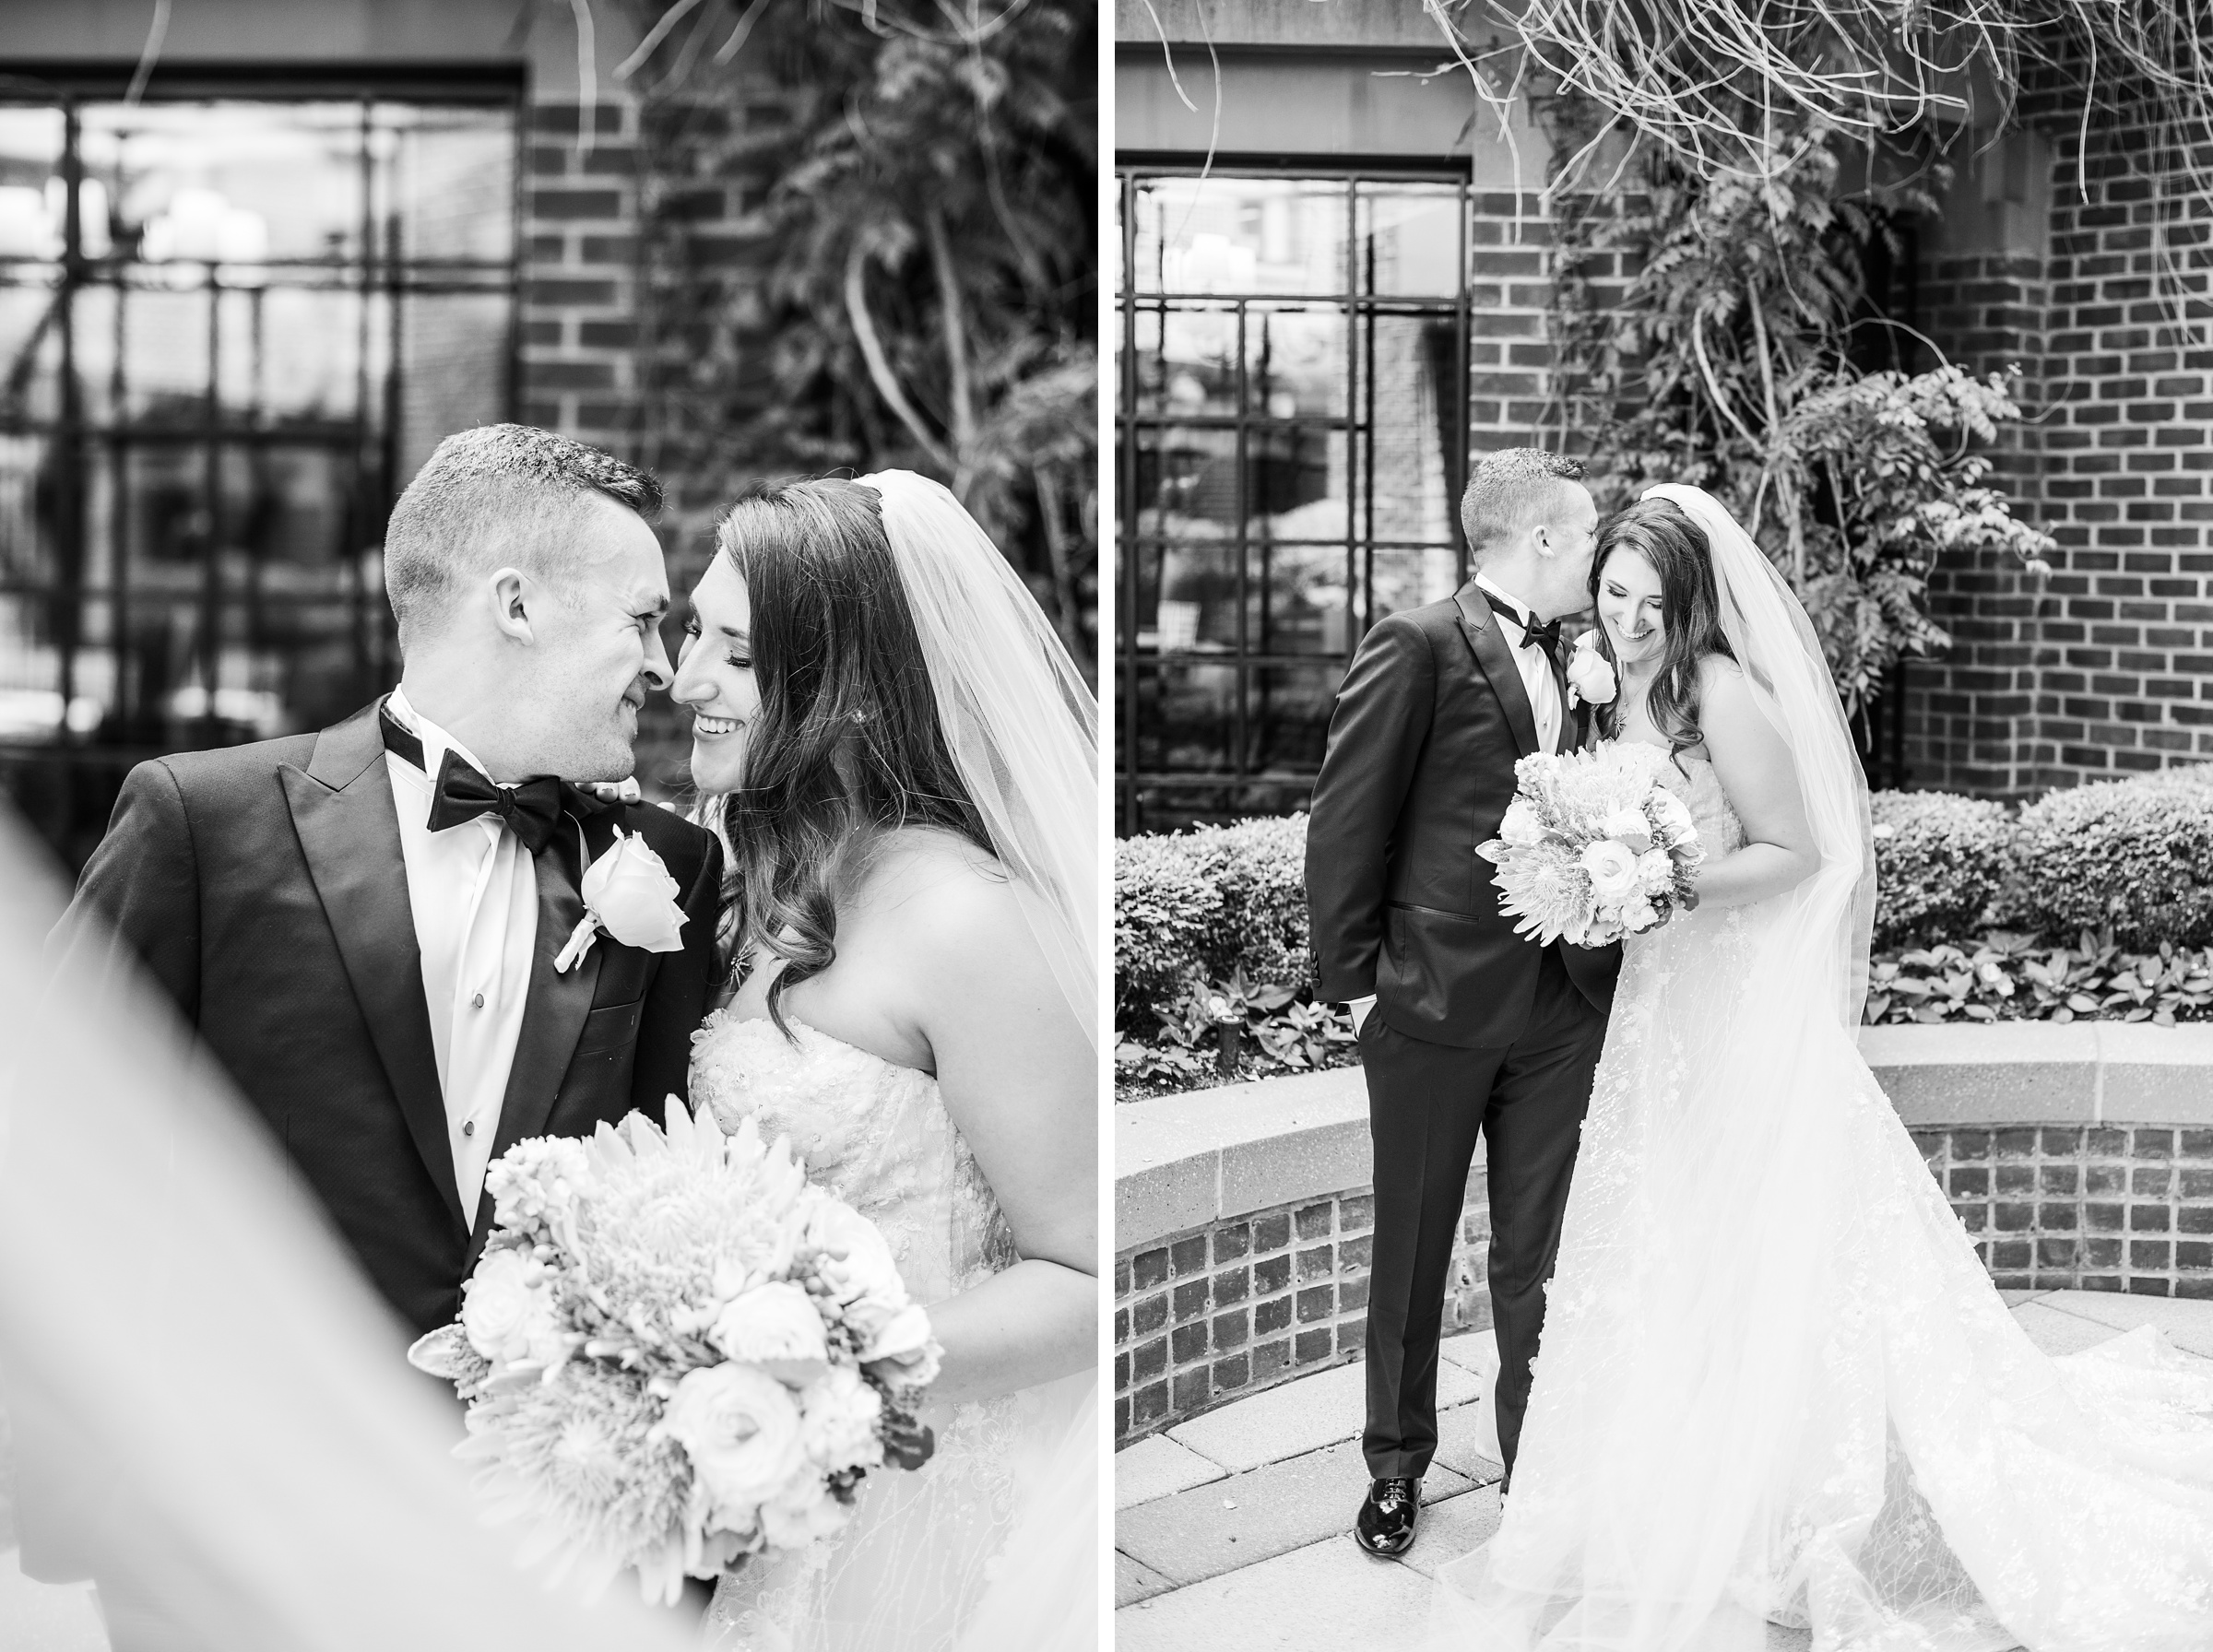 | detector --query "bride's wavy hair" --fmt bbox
[1589,496,1735,768]
[708,477,992,1032]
